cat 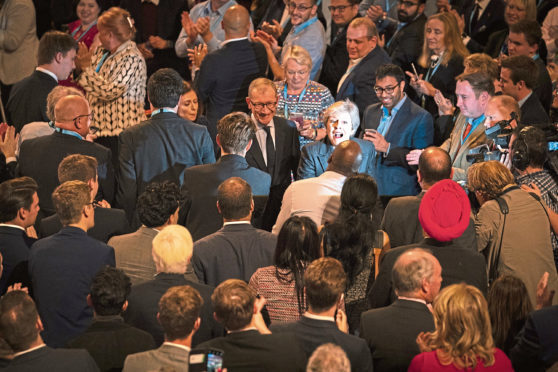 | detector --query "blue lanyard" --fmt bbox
[95,51,110,73]
[151,108,175,116]
[292,17,318,36]
[461,114,485,145]
[55,127,83,140]
[71,20,97,42]
[283,81,309,118]
[424,56,442,82]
